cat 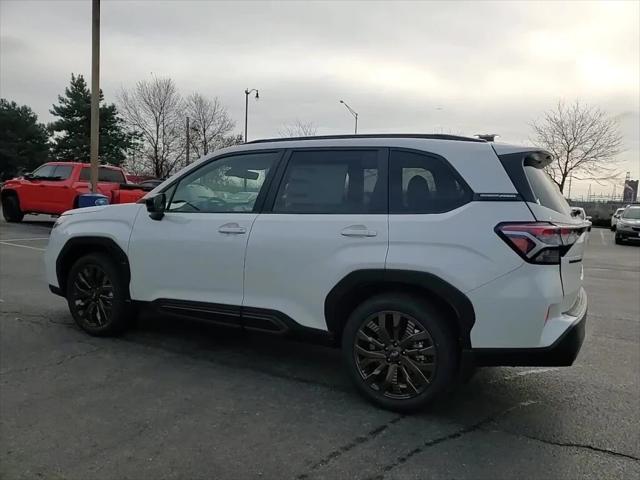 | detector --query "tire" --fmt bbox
[342,293,458,412]
[2,194,24,222]
[615,235,623,245]
[610,225,616,232]
[66,253,133,336]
